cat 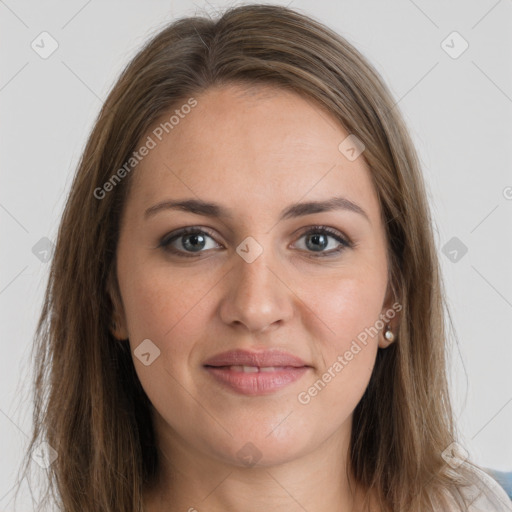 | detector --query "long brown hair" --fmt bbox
[15,3,495,511]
